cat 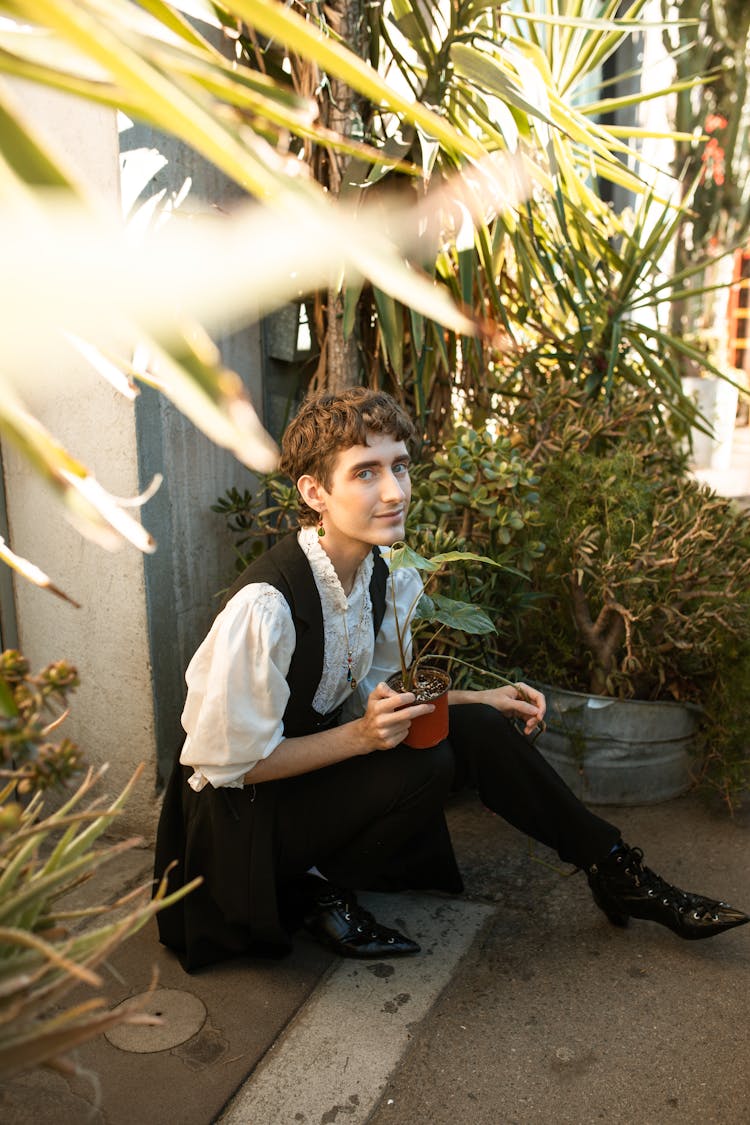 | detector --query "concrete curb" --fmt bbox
[217,892,494,1125]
